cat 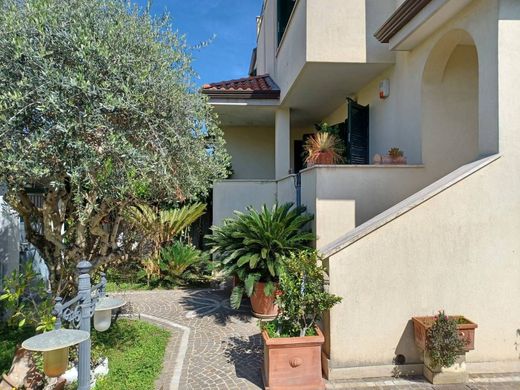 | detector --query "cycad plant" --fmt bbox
[126,202,206,284]
[158,241,208,285]
[206,203,314,309]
